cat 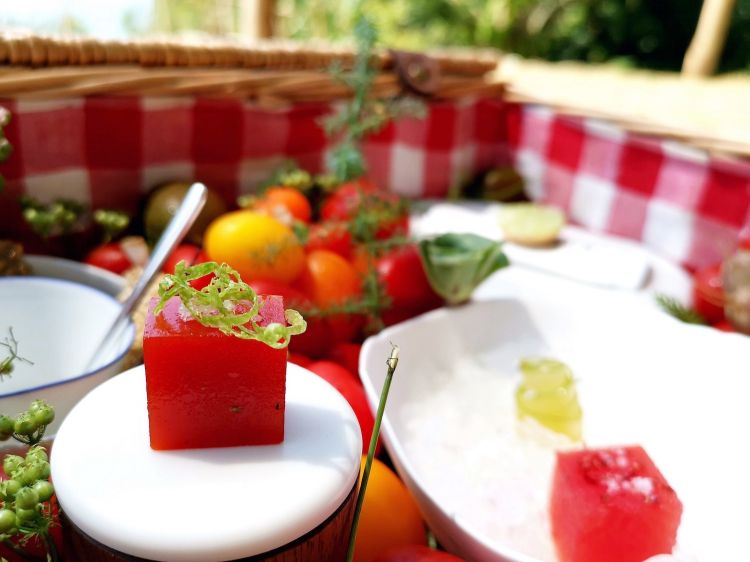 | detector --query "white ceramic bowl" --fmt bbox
[361,288,750,562]
[0,277,134,441]
[26,255,126,297]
